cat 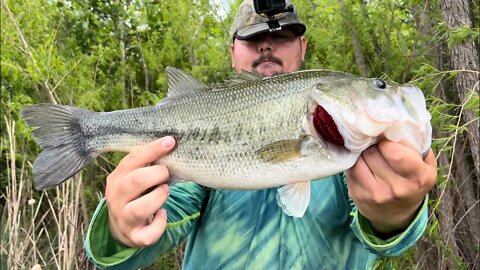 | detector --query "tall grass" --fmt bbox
[1,114,95,269]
